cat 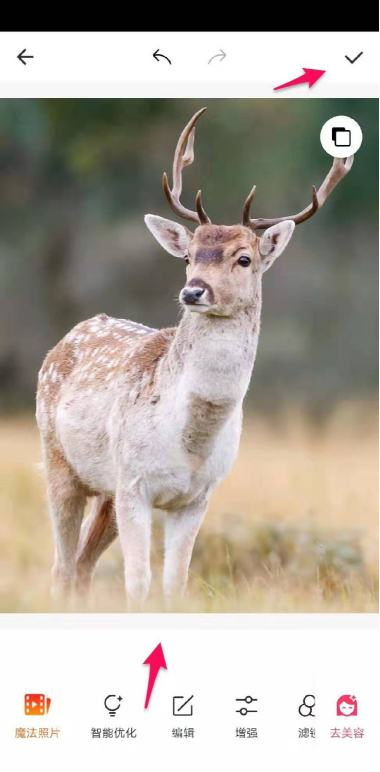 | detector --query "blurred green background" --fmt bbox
[0,99,378,413]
